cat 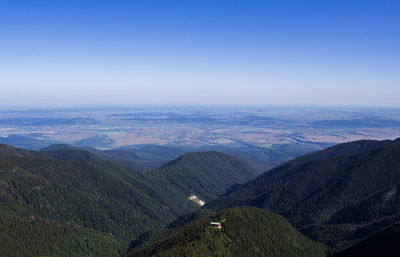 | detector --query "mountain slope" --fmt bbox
[2,144,102,163]
[0,211,121,257]
[332,221,400,257]
[41,144,145,171]
[206,138,400,251]
[288,139,392,165]
[0,153,176,241]
[0,144,35,157]
[127,206,327,257]
[145,151,261,205]
[0,144,261,255]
